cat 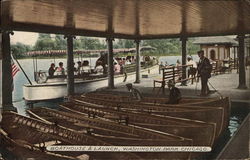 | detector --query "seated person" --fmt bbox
[166,80,181,104]
[55,62,65,75]
[48,63,55,77]
[114,62,121,74]
[94,60,104,74]
[76,61,82,75]
[126,83,142,101]
[80,60,91,74]
[125,59,132,65]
